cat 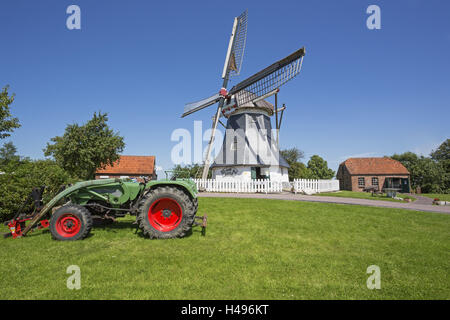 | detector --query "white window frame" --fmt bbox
[358,177,365,187]
[372,177,379,186]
